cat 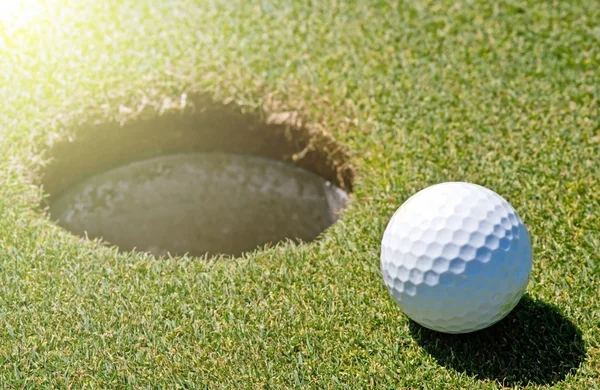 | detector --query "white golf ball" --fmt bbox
[381,182,533,334]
